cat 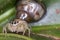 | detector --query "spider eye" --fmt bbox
[17,21,19,23]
